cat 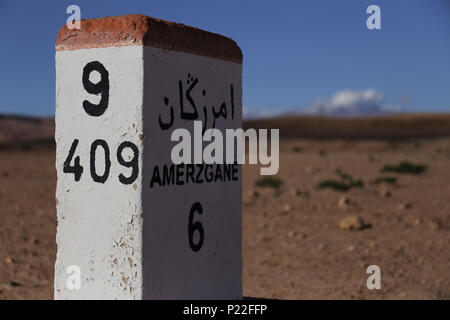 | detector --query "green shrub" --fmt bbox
[381,161,427,175]
[316,169,364,192]
[318,149,327,157]
[370,176,398,185]
[255,176,283,189]
[317,180,351,191]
